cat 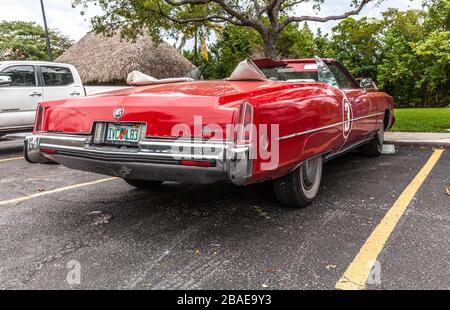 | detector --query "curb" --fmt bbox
[384,139,450,148]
